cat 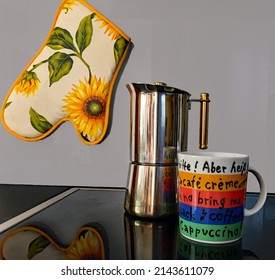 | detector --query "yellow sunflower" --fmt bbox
[63,76,110,142]
[63,0,77,14]
[15,71,40,97]
[95,16,120,40]
[65,230,104,260]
